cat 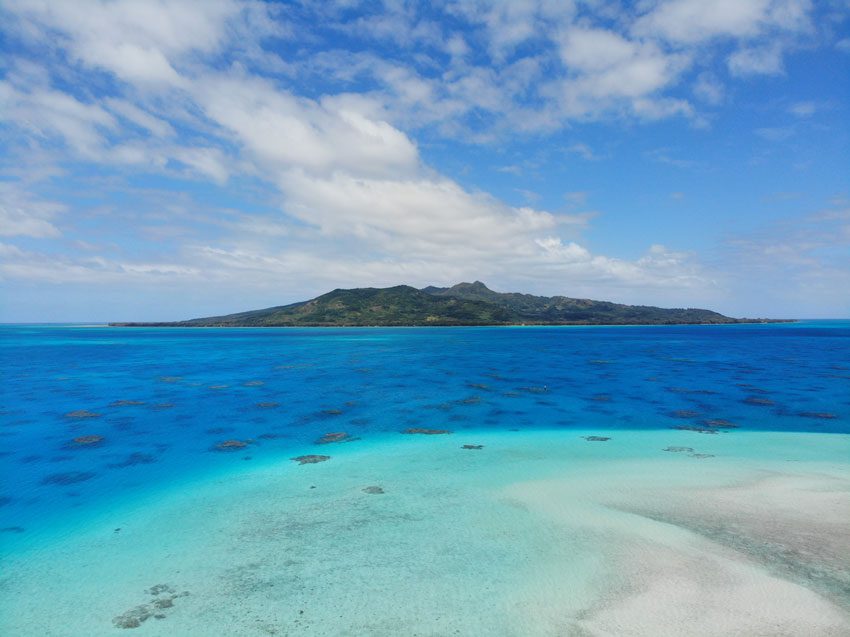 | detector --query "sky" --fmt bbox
[1,0,849,322]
